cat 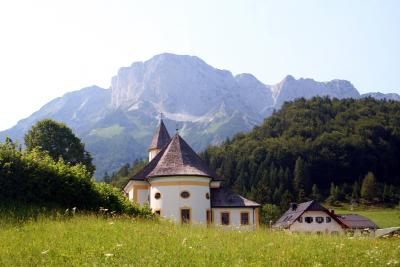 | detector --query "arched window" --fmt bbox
[180,191,190,199]
[154,192,161,199]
